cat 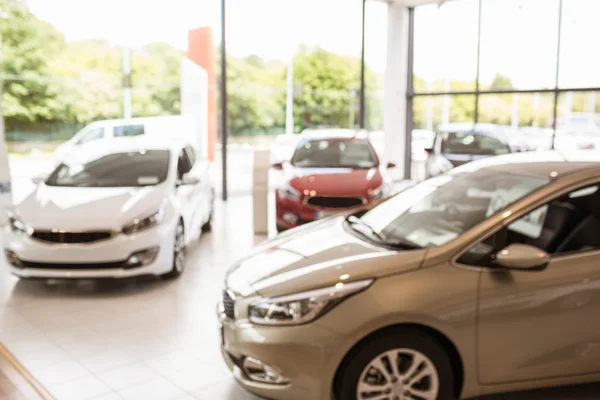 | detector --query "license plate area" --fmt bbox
[315,210,338,219]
